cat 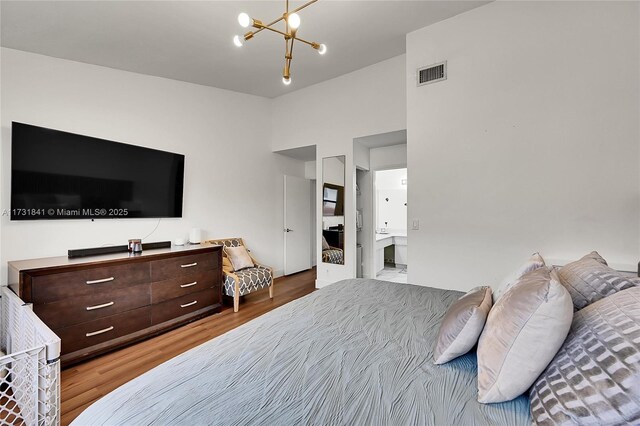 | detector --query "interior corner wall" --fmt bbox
[272,55,407,287]
[0,48,306,280]
[407,1,640,291]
